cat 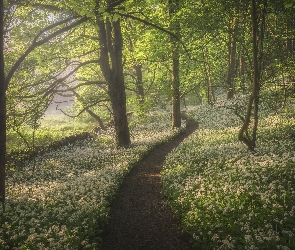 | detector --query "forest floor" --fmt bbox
[101,118,198,250]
